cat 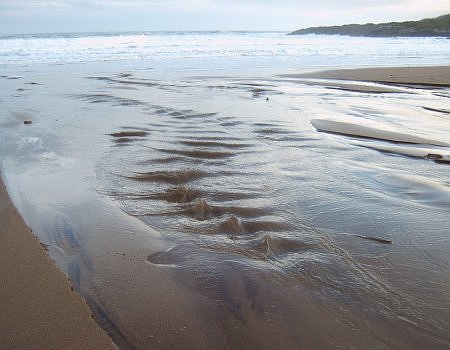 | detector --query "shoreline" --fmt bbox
[0,173,114,349]
[282,65,450,87]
